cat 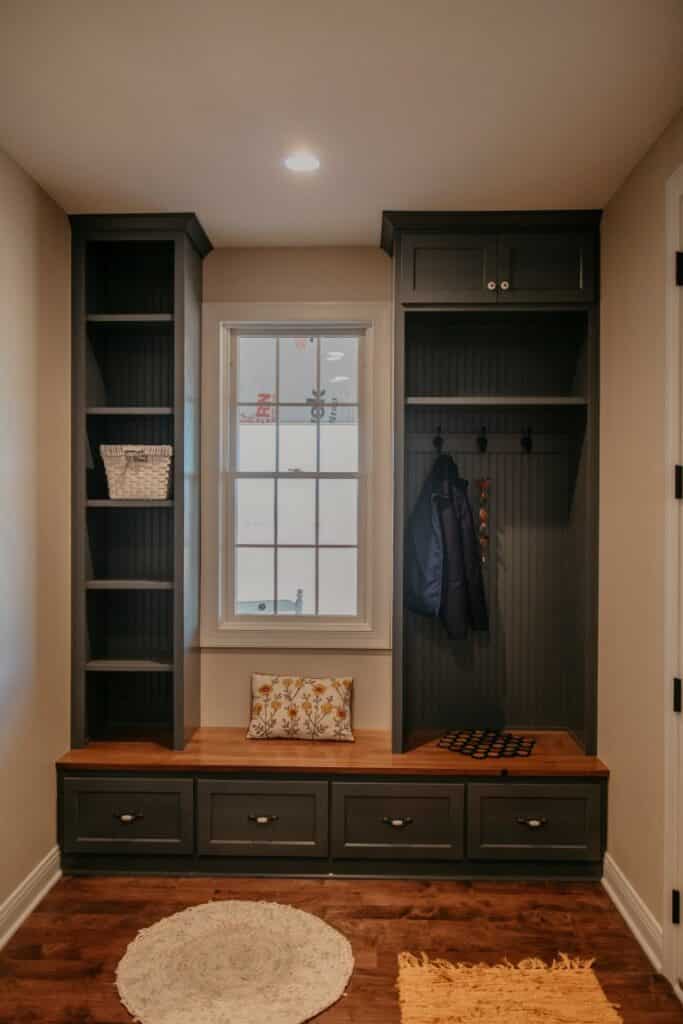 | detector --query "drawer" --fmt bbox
[62,776,194,854]
[331,782,464,860]
[468,783,603,862]
[197,780,328,857]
